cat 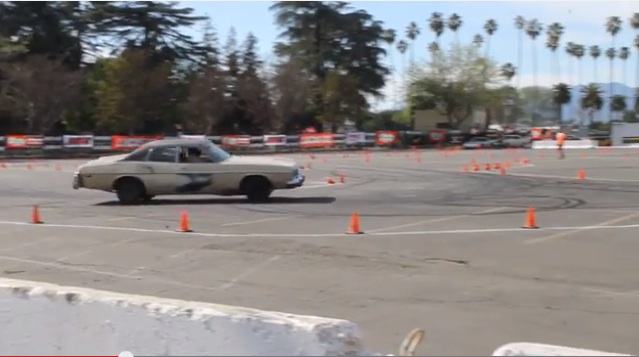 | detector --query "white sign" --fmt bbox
[345,131,365,145]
